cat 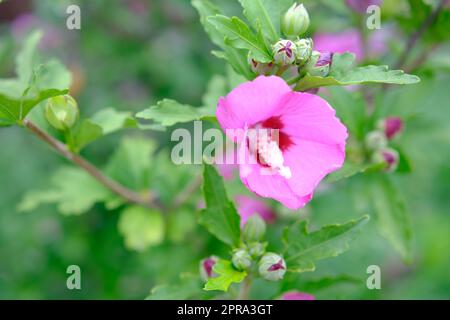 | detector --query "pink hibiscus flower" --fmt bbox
[216,76,347,209]
[281,291,315,300]
[236,195,276,227]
